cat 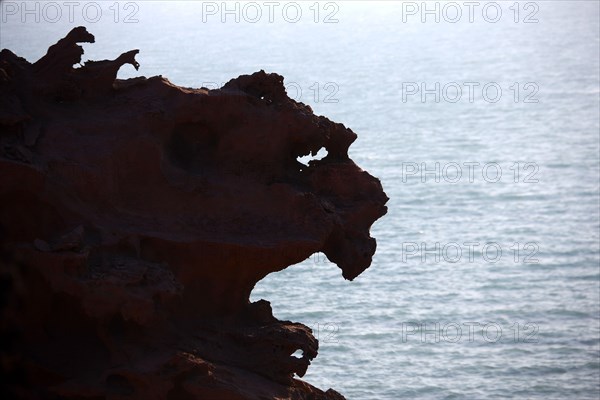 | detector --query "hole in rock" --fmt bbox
[291,349,304,359]
[167,122,218,172]
[297,148,328,167]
